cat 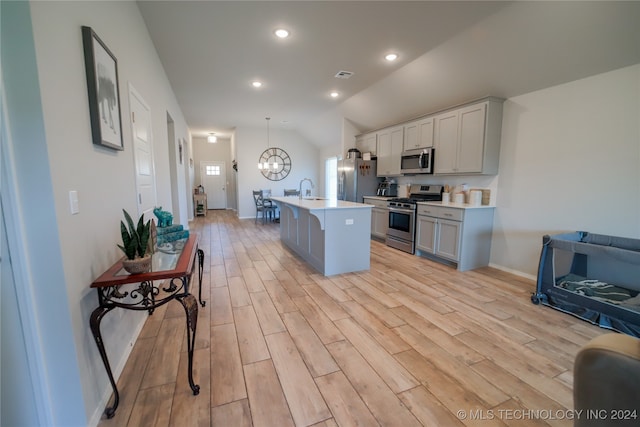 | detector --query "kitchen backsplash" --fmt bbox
[394,175,499,205]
